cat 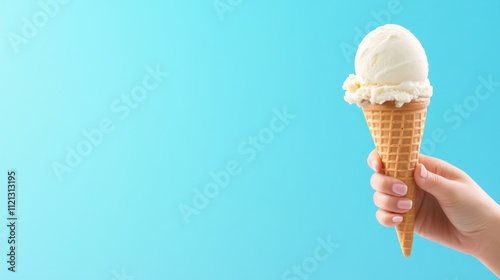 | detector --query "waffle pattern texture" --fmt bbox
[362,99,429,257]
